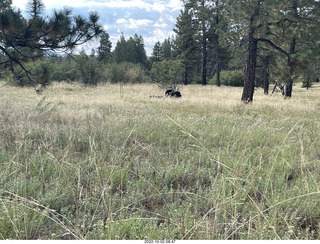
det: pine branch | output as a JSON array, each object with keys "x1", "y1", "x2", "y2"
[{"x1": 257, "y1": 38, "x2": 290, "y2": 58}]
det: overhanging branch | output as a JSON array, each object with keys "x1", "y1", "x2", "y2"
[{"x1": 257, "y1": 38, "x2": 290, "y2": 58}]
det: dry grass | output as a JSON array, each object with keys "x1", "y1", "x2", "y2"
[
  {"x1": 2, "y1": 82, "x2": 320, "y2": 114},
  {"x1": 1, "y1": 81, "x2": 320, "y2": 240}
]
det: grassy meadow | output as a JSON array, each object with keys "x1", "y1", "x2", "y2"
[{"x1": 1, "y1": 81, "x2": 320, "y2": 240}]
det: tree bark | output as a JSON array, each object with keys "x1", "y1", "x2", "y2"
[
  {"x1": 215, "y1": 2, "x2": 221, "y2": 87},
  {"x1": 241, "y1": 1, "x2": 262, "y2": 103},
  {"x1": 285, "y1": 38, "x2": 296, "y2": 98},
  {"x1": 202, "y1": 24, "x2": 207, "y2": 86},
  {"x1": 241, "y1": 27, "x2": 258, "y2": 103},
  {"x1": 183, "y1": 62, "x2": 188, "y2": 85},
  {"x1": 262, "y1": 55, "x2": 270, "y2": 95}
]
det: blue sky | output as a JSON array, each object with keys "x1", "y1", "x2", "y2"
[{"x1": 12, "y1": 0, "x2": 183, "y2": 56}]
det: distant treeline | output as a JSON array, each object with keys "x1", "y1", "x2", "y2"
[{"x1": 3, "y1": 32, "x2": 244, "y2": 90}]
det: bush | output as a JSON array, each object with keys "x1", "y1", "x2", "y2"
[
  {"x1": 104, "y1": 62, "x2": 150, "y2": 84},
  {"x1": 9, "y1": 59, "x2": 52, "y2": 87},
  {"x1": 51, "y1": 62, "x2": 78, "y2": 82},
  {"x1": 209, "y1": 69, "x2": 243, "y2": 87},
  {"x1": 75, "y1": 51, "x2": 104, "y2": 86},
  {"x1": 151, "y1": 59, "x2": 184, "y2": 90},
  {"x1": 189, "y1": 76, "x2": 202, "y2": 84}
]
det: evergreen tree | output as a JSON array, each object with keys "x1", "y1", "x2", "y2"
[
  {"x1": 151, "y1": 59, "x2": 184, "y2": 90},
  {"x1": 97, "y1": 31, "x2": 112, "y2": 63},
  {"x1": 269, "y1": 0, "x2": 320, "y2": 98},
  {"x1": 160, "y1": 38, "x2": 173, "y2": 60},
  {"x1": 0, "y1": 0, "x2": 102, "y2": 89},
  {"x1": 195, "y1": 0, "x2": 212, "y2": 85},
  {"x1": 112, "y1": 34, "x2": 127, "y2": 63},
  {"x1": 210, "y1": 0, "x2": 229, "y2": 87},
  {"x1": 112, "y1": 34, "x2": 147, "y2": 67},
  {"x1": 133, "y1": 34, "x2": 148, "y2": 66},
  {"x1": 151, "y1": 41, "x2": 161, "y2": 63},
  {"x1": 75, "y1": 49, "x2": 102, "y2": 86},
  {"x1": 173, "y1": 4, "x2": 199, "y2": 85},
  {"x1": 151, "y1": 38, "x2": 173, "y2": 64},
  {"x1": 174, "y1": 0, "x2": 229, "y2": 86},
  {"x1": 228, "y1": 0, "x2": 320, "y2": 102}
]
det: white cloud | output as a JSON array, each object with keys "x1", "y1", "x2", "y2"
[
  {"x1": 12, "y1": 0, "x2": 183, "y2": 13},
  {"x1": 115, "y1": 18, "x2": 154, "y2": 32},
  {"x1": 154, "y1": 22, "x2": 168, "y2": 28},
  {"x1": 168, "y1": 0, "x2": 183, "y2": 12},
  {"x1": 116, "y1": 18, "x2": 127, "y2": 24}
]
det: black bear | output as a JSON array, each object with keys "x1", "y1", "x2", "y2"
[{"x1": 165, "y1": 89, "x2": 182, "y2": 98}]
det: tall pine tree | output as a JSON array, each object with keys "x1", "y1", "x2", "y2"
[
  {"x1": 173, "y1": 3, "x2": 199, "y2": 85},
  {"x1": 97, "y1": 31, "x2": 112, "y2": 63}
]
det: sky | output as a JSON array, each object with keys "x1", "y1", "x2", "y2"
[{"x1": 11, "y1": 0, "x2": 183, "y2": 56}]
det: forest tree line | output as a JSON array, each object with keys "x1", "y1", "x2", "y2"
[{"x1": 1, "y1": 0, "x2": 320, "y2": 101}]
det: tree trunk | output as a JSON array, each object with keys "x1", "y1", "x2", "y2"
[
  {"x1": 262, "y1": 55, "x2": 270, "y2": 95},
  {"x1": 306, "y1": 73, "x2": 310, "y2": 90},
  {"x1": 285, "y1": 1, "x2": 298, "y2": 98},
  {"x1": 241, "y1": 27, "x2": 258, "y2": 103},
  {"x1": 202, "y1": 25, "x2": 207, "y2": 86},
  {"x1": 285, "y1": 38, "x2": 296, "y2": 98},
  {"x1": 183, "y1": 62, "x2": 188, "y2": 85},
  {"x1": 215, "y1": 3, "x2": 221, "y2": 87},
  {"x1": 241, "y1": 1, "x2": 262, "y2": 103},
  {"x1": 216, "y1": 60, "x2": 221, "y2": 87}
]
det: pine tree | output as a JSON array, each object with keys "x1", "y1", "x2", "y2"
[
  {"x1": 133, "y1": 34, "x2": 147, "y2": 66},
  {"x1": 228, "y1": 0, "x2": 320, "y2": 102},
  {"x1": 0, "y1": 0, "x2": 102, "y2": 89},
  {"x1": 210, "y1": 0, "x2": 229, "y2": 87},
  {"x1": 75, "y1": 49, "x2": 102, "y2": 86},
  {"x1": 151, "y1": 41, "x2": 161, "y2": 63},
  {"x1": 112, "y1": 34, "x2": 127, "y2": 63},
  {"x1": 151, "y1": 38, "x2": 173, "y2": 64},
  {"x1": 160, "y1": 38, "x2": 173, "y2": 60},
  {"x1": 97, "y1": 31, "x2": 112, "y2": 63},
  {"x1": 271, "y1": 0, "x2": 320, "y2": 98},
  {"x1": 112, "y1": 34, "x2": 147, "y2": 67},
  {"x1": 173, "y1": 4, "x2": 199, "y2": 85}
]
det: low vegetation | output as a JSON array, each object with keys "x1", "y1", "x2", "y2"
[{"x1": 1, "y1": 82, "x2": 320, "y2": 240}]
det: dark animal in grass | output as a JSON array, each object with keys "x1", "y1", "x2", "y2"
[{"x1": 165, "y1": 89, "x2": 182, "y2": 98}]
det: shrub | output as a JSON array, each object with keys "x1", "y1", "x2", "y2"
[
  {"x1": 151, "y1": 59, "x2": 184, "y2": 90},
  {"x1": 74, "y1": 50, "x2": 103, "y2": 86},
  {"x1": 104, "y1": 62, "x2": 150, "y2": 84},
  {"x1": 51, "y1": 62, "x2": 78, "y2": 82},
  {"x1": 189, "y1": 76, "x2": 202, "y2": 84},
  {"x1": 9, "y1": 59, "x2": 52, "y2": 87},
  {"x1": 209, "y1": 69, "x2": 243, "y2": 87}
]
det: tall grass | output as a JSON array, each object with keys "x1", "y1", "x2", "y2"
[{"x1": 1, "y1": 82, "x2": 320, "y2": 239}]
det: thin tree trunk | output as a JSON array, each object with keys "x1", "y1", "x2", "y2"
[
  {"x1": 183, "y1": 62, "x2": 188, "y2": 85},
  {"x1": 202, "y1": 25, "x2": 207, "y2": 86},
  {"x1": 216, "y1": 37, "x2": 221, "y2": 87},
  {"x1": 216, "y1": 59, "x2": 221, "y2": 87},
  {"x1": 306, "y1": 72, "x2": 310, "y2": 89},
  {"x1": 263, "y1": 55, "x2": 270, "y2": 95},
  {"x1": 215, "y1": 1, "x2": 221, "y2": 87}
]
